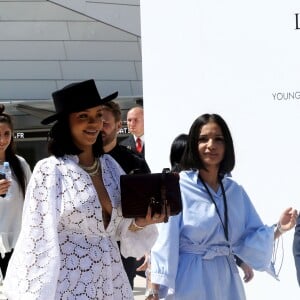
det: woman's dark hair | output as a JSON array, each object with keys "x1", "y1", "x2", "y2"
[
  {"x1": 181, "y1": 113, "x2": 235, "y2": 175},
  {"x1": 47, "y1": 113, "x2": 104, "y2": 157},
  {"x1": 0, "y1": 104, "x2": 27, "y2": 197},
  {"x1": 169, "y1": 133, "x2": 188, "y2": 172}
]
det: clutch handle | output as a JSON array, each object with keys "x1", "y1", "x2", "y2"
[{"x1": 161, "y1": 168, "x2": 170, "y2": 222}]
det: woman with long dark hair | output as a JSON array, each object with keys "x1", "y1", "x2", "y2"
[{"x1": 0, "y1": 104, "x2": 31, "y2": 281}]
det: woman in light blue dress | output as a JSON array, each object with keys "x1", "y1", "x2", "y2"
[{"x1": 149, "y1": 113, "x2": 298, "y2": 300}]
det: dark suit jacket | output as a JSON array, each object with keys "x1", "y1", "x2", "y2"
[
  {"x1": 108, "y1": 144, "x2": 150, "y2": 174},
  {"x1": 293, "y1": 215, "x2": 300, "y2": 286},
  {"x1": 119, "y1": 135, "x2": 145, "y2": 157}
]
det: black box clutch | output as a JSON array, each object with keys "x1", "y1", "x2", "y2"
[{"x1": 120, "y1": 171, "x2": 182, "y2": 218}]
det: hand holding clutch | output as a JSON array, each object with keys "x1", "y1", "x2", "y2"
[{"x1": 120, "y1": 171, "x2": 182, "y2": 219}]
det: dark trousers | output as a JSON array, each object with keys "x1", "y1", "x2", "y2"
[
  {"x1": 135, "y1": 256, "x2": 146, "y2": 278},
  {"x1": 118, "y1": 241, "x2": 136, "y2": 289},
  {"x1": 0, "y1": 250, "x2": 13, "y2": 279},
  {"x1": 121, "y1": 255, "x2": 136, "y2": 289}
]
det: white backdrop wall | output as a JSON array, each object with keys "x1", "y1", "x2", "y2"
[{"x1": 140, "y1": 1, "x2": 300, "y2": 299}]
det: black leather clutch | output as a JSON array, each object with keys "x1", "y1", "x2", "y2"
[{"x1": 120, "y1": 171, "x2": 182, "y2": 218}]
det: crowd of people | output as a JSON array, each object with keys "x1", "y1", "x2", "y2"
[{"x1": 0, "y1": 79, "x2": 299, "y2": 300}]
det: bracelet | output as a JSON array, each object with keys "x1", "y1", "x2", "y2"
[
  {"x1": 145, "y1": 288, "x2": 159, "y2": 298},
  {"x1": 128, "y1": 220, "x2": 145, "y2": 232},
  {"x1": 276, "y1": 222, "x2": 288, "y2": 234}
]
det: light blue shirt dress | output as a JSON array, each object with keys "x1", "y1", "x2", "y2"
[{"x1": 151, "y1": 170, "x2": 276, "y2": 300}]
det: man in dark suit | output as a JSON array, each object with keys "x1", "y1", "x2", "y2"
[
  {"x1": 120, "y1": 106, "x2": 145, "y2": 157},
  {"x1": 101, "y1": 101, "x2": 150, "y2": 289},
  {"x1": 293, "y1": 214, "x2": 300, "y2": 286}
]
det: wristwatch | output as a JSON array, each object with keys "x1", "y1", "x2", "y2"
[
  {"x1": 145, "y1": 288, "x2": 159, "y2": 298},
  {"x1": 276, "y1": 222, "x2": 288, "y2": 234}
]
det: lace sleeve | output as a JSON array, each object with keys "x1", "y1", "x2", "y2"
[
  {"x1": 117, "y1": 216, "x2": 158, "y2": 259},
  {"x1": 3, "y1": 158, "x2": 61, "y2": 300}
]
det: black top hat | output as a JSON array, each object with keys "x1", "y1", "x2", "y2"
[{"x1": 41, "y1": 79, "x2": 118, "y2": 125}]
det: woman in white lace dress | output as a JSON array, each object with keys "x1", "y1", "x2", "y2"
[{"x1": 3, "y1": 79, "x2": 162, "y2": 300}]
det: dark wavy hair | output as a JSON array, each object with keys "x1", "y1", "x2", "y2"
[
  {"x1": 181, "y1": 113, "x2": 235, "y2": 175},
  {"x1": 0, "y1": 104, "x2": 28, "y2": 197},
  {"x1": 169, "y1": 133, "x2": 188, "y2": 172},
  {"x1": 47, "y1": 113, "x2": 104, "y2": 157}
]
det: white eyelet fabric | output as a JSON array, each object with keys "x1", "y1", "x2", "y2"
[{"x1": 3, "y1": 154, "x2": 158, "y2": 300}]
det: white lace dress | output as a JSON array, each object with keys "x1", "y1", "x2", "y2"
[{"x1": 3, "y1": 154, "x2": 158, "y2": 300}]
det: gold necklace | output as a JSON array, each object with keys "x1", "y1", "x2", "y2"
[{"x1": 79, "y1": 158, "x2": 100, "y2": 176}]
